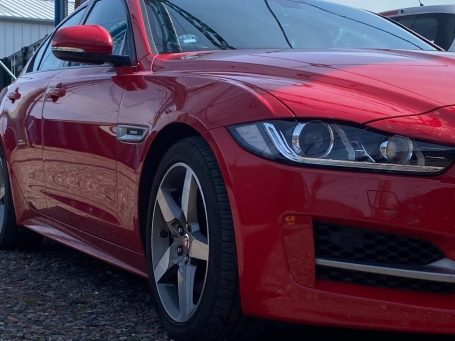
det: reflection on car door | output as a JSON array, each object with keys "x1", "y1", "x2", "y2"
[
  {"x1": 42, "y1": 66, "x2": 123, "y2": 243},
  {"x1": 1, "y1": 70, "x2": 54, "y2": 215},
  {"x1": 42, "y1": 0, "x2": 138, "y2": 249}
]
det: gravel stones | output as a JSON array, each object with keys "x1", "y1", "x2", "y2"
[{"x1": 0, "y1": 240, "x2": 169, "y2": 341}]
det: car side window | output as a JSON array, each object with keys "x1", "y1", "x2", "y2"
[
  {"x1": 394, "y1": 13, "x2": 455, "y2": 51},
  {"x1": 38, "y1": 8, "x2": 88, "y2": 72},
  {"x1": 393, "y1": 15, "x2": 417, "y2": 29},
  {"x1": 412, "y1": 15, "x2": 440, "y2": 43},
  {"x1": 84, "y1": 0, "x2": 132, "y2": 56},
  {"x1": 26, "y1": 37, "x2": 50, "y2": 73}
]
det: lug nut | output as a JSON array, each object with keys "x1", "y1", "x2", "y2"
[
  {"x1": 160, "y1": 230, "x2": 169, "y2": 238},
  {"x1": 177, "y1": 246, "x2": 184, "y2": 256},
  {"x1": 178, "y1": 227, "x2": 184, "y2": 235}
]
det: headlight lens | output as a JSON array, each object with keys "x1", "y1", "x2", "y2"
[{"x1": 229, "y1": 120, "x2": 455, "y2": 175}]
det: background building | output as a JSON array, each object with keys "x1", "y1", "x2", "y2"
[
  {"x1": 0, "y1": 0, "x2": 75, "y2": 59},
  {"x1": 0, "y1": 0, "x2": 75, "y2": 87}
]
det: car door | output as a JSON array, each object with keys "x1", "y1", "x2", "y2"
[
  {"x1": 0, "y1": 6, "x2": 88, "y2": 217},
  {"x1": 0, "y1": 61, "x2": 53, "y2": 216},
  {"x1": 42, "y1": 0, "x2": 136, "y2": 248}
]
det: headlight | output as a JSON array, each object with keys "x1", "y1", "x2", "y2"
[{"x1": 229, "y1": 120, "x2": 455, "y2": 175}]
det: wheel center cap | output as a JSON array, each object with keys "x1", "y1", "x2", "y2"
[{"x1": 183, "y1": 233, "x2": 191, "y2": 252}]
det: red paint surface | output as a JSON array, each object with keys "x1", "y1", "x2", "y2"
[
  {"x1": 52, "y1": 25, "x2": 114, "y2": 54},
  {"x1": 207, "y1": 127, "x2": 455, "y2": 332},
  {"x1": 0, "y1": 0, "x2": 455, "y2": 333}
]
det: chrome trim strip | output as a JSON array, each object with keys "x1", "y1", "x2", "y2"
[
  {"x1": 116, "y1": 125, "x2": 149, "y2": 143},
  {"x1": 316, "y1": 258, "x2": 455, "y2": 284},
  {"x1": 52, "y1": 46, "x2": 85, "y2": 53}
]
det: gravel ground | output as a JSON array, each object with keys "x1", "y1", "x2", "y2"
[
  {"x1": 0, "y1": 240, "x2": 168, "y2": 341},
  {"x1": 0, "y1": 239, "x2": 452, "y2": 340}
]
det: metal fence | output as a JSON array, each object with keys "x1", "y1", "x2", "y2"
[
  {"x1": 0, "y1": 0, "x2": 86, "y2": 90},
  {"x1": 0, "y1": 38, "x2": 45, "y2": 89},
  {"x1": 0, "y1": 59, "x2": 13, "y2": 90}
]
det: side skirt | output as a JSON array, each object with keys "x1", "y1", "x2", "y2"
[{"x1": 22, "y1": 216, "x2": 149, "y2": 278}]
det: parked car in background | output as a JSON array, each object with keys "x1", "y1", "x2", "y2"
[
  {"x1": 1, "y1": 0, "x2": 455, "y2": 340},
  {"x1": 382, "y1": 5, "x2": 455, "y2": 51}
]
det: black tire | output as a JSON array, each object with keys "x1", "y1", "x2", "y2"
[
  {"x1": 0, "y1": 148, "x2": 42, "y2": 250},
  {"x1": 146, "y1": 137, "x2": 263, "y2": 341}
]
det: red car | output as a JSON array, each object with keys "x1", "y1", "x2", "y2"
[{"x1": 1, "y1": 0, "x2": 455, "y2": 339}]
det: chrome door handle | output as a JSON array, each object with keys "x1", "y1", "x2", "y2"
[
  {"x1": 46, "y1": 83, "x2": 67, "y2": 102},
  {"x1": 7, "y1": 88, "x2": 21, "y2": 103}
]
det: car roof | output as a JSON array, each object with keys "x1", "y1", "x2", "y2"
[{"x1": 381, "y1": 5, "x2": 455, "y2": 17}]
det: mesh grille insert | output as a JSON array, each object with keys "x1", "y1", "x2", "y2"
[
  {"x1": 314, "y1": 222, "x2": 453, "y2": 294},
  {"x1": 315, "y1": 222, "x2": 445, "y2": 267}
]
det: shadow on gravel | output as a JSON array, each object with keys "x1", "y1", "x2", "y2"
[{"x1": 0, "y1": 239, "x2": 452, "y2": 340}]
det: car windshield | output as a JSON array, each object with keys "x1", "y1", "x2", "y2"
[{"x1": 144, "y1": 0, "x2": 437, "y2": 53}]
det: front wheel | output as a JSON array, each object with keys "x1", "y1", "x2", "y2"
[{"x1": 146, "y1": 137, "x2": 262, "y2": 341}]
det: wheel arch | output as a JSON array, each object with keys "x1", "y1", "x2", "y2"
[{"x1": 138, "y1": 122, "x2": 203, "y2": 248}]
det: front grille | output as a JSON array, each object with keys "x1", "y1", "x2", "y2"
[
  {"x1": 315, "y1": 223, "x2": 445, "y2": 267},
  {"x1": 317, "y1": 266, "x2": 455, "y2": 294},
  {"x1": 314, "y1": 222, "x2": 453, "y2": 294}
]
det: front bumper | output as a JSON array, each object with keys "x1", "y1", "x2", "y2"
[{"x1": 207, "y1": 127, "x2": 455, "y2": 334}]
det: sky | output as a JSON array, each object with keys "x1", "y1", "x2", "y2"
[{"x1": 329, "y1": 0, "x2": 455, "y2": 12}]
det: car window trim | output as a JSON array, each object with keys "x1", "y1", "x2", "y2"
[
  {"x1": 24, "y1": 35, "x2": 50, "y2": 74},
  {"x1": 141, "y1": 0, "x2": 159, "y2": 54}
]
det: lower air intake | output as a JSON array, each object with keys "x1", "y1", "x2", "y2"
[{"x1": 314, "y1": 222, "x2": 454, "y2": 294}]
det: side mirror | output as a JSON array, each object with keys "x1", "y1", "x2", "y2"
[{"x1": 52, "y1": 25, "x2": 131, "y2": 66}]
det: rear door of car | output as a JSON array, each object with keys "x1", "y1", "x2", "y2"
[
  {"x1": 0, "y1": 6, "x2": 88, "y2": 217},
  {"x1": 42, "y1": 0, "x2": 138, "y2": 249}
]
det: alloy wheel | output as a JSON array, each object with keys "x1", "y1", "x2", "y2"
[{"x1": 151, "y1": 163, "x2": 210, "y2": 322}]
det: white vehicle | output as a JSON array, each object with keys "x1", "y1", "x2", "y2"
[{"x1": 382, "y1": 5, "x2": 455, "y2": 51}]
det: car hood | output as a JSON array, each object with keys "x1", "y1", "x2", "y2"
[{"x1": 153, "y1": 49, "x2": 455, "y2": 124}]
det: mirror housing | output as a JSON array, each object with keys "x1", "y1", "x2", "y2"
[{"x1": 52, "y1": 25, "x2": 131, "y2": 66}]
